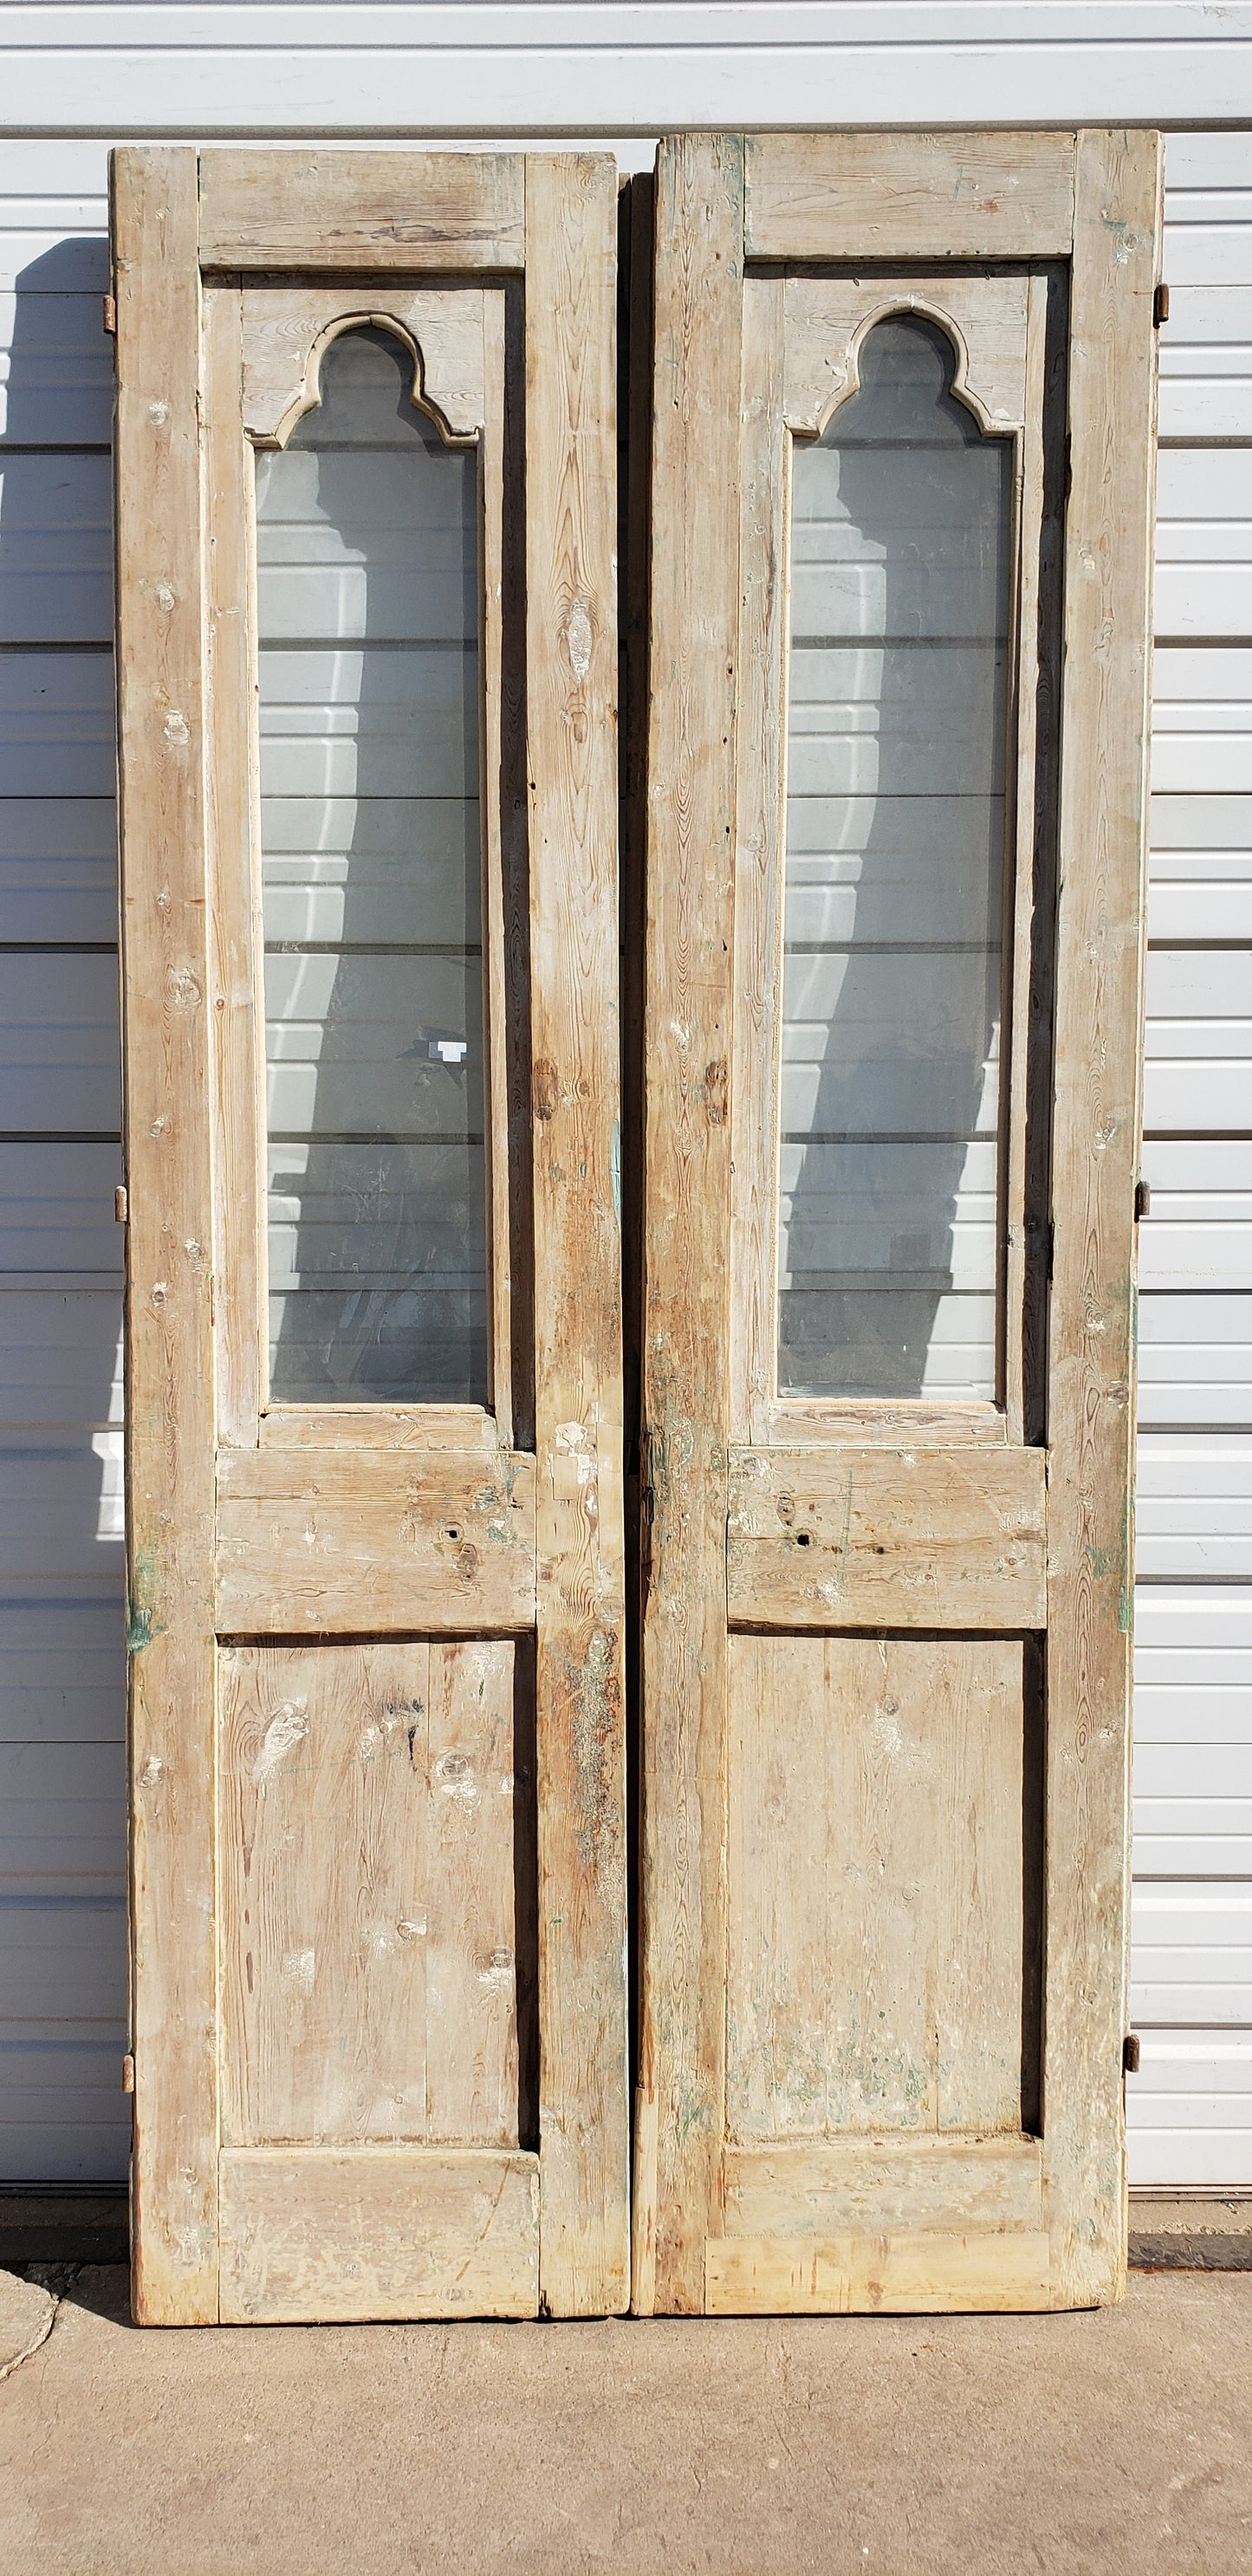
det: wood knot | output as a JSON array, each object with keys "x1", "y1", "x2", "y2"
[{"x1": 534, "y1": 1057, "x2": 560, "y2": 1122}]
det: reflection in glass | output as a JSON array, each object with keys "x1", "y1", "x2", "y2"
[
  {"x1": 778, "y1": 315, "x2": 1011, "y2": 1400},
  {"x1": 256, "y1": 327, "x2": 487, "y2": 1403}
]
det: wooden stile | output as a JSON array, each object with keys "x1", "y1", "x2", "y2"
[
  {"x1": 633, "y1": 132, "x2": 746, "y2": 2317},
  {"x1": 114, "y1": 147, "x2": 219, "y2": 2326},
  {"x1": 1042, "y1": 127, "x2": 1163, "y2": 2309},
  {"x1": 525, "y1": 152, "x2": 630, "y2": 2317}
]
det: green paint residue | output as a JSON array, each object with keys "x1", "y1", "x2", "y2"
[
  {"x1": 126, "y1": 1601, "x2": 159, "y2": 1654},
  {"x1": 126, "y1": 1548, "x2": 163, "y2": 1656}
]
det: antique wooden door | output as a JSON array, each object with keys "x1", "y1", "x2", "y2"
[
  {"x1": 113, "y1": 148, "x2": 626, "y2": 2323},
  {"x1": 635, "y1": 130, "x2": 1163, "y2": 2313}
]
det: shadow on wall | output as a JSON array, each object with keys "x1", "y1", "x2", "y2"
[
  {"x1": 780, "y1": 315, "x2": 1009, "y2": 1406},
  {"x1": 0, "y1": 237, "x2": 128, "y2": 2183}
]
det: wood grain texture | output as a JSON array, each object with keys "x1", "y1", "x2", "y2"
[
  {"x1": 242, "y1": 288, "x2": 487, "y2": 448},
  {"x1": 726, "y1": 1635, "x2": 1034, "y2": 2140},
  {"x1": 524, "y1": 155, "x2": 629, "y2": 2317},
  {"x1": 744, "y1": 132, "x2": 1076, "y2": 263},
  {"x1": 198, "y1": 150, "x2": 526, "y2": 271},
  {"x1": 1042, "y1": 128, "x2": 1162, "y2": 2310},
  {"x1": 729, "y1": 274, "x2": 786, "y2": 1449},
  {"x1": 218, "y1": 1639, "x2": 522, "y2": 2151},
  {"x1": 724, "y1": 2137, "x2": 1043, "y2": 2237},
  {"x1": 634, "y1": 133, "x2": 744, "y2": 2315},
  {"x1": 203, "y1": 284, "x2": 266, "y2": 1450},
  {"x1": 112, "y1": 146, "x2": 218, "y2": 2326},
  {"x1": 218, "y1": 2146, "x2": 539, "y2": 2323},
  {"x1": 215, "y1": 1448, "x2": 536, "y2": 1633},
  {"x1": 257, "y1": 1405, "x2": 504, "y2": 1451},
  {"x1": 704, "y1": 2229, "x2": 1052, "y2": 2314},
  {"x1": 727, "y1": 1447, "x2": 1047, "y2": 1629}
]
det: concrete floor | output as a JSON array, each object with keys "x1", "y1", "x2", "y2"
[{"x1": 3, "y1": 2266, "x2": 1252, "y2": 2575}]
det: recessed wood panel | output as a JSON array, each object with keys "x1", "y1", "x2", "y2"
[
  {"x1": 724, "y1": 2135, "x2": 1043, "y2": 2237},
  {"x1": 727, "y1": 1446, "x2": 1047, "y2": 1628},
  {"x1": 726, "y1": 1633, "x2": 1041, "y2": 2141},
  {"x1": 218, "y1": 1638, "x2": 531, "y2": 2149},
  {"x1": 218, "y1": 2145, "x2": 539, "y2": 2323}
]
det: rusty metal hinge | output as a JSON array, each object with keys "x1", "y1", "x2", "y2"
[
  {"x1": 121, "y1": 2053, "x2": 135, "y2": 2093},
  {"x1": 1135, "y1": 1178, "x2": 1151, "y2": 1223},
  {"x1": 114, "y1": 1184, "x2": 128, "y2": 1224},
  {"x1": 1153, "y1": 282, "x2": 1171, "y2": 329},
  {"x1": 1123, "y1": 2034, "x2": 1141, "y2": 2075},
  {"x1": 101, "y1": 293, "x2": 117, "y2": 336}
]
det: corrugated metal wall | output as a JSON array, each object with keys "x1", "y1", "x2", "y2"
[{"x1": 0, "y1": 13, "x2": 1249, "y2": 2186}]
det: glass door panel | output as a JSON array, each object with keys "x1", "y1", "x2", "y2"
[
  {"x1": 255, "y1": 326, "x2": 488, "y2": 1405},
  {"x1": 778, "y1": 315, "x2": 1012, "y2": 1401}
]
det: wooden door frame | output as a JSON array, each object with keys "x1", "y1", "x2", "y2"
[
  {"x1": 634, "y1": 128, "x2": 1162, "y2": 2314},
  {"x1": 113, "y1": 145, "x2": 628, "y2": 2322}
]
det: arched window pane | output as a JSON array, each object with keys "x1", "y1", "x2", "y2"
[
  {"x1": 778, "y1": 315, "x2": 1011, "y2": 1401},
  {"x1": 255, "y1": 326, "x2": 487, "y2": 1404}
]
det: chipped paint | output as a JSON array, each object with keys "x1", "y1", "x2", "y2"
[
  {"x1": 281, "y1": 1947, "x2": 315, "y2": 1995},
  {"x1": 252, "y1": 1698, "x2": 308, "y2": 1787},
  {"x1": 563, "y1": 1622, "x2": 621, "y2": 1873}
]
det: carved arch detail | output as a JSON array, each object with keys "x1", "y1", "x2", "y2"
[
  {"x1": 240, "y1": 285, "x2": 489, "y2": 449},
  {"x1": 782, "y1": 273, "x2": 1030, "y2": 441}
]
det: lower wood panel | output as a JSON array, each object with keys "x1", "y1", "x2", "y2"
[
  {"x1": 727, "y1": 1633, "x2": 1041, "y2": 2141},
  {"x1": 724, "y1": 2136, "x2": 1044, "y2": 2235},
  {"x1": 218, "y1": 2145, "x2": 540, "y2": 2323},
  {"x1": 728, "y1": 1446, "x2": 1047, "y2": 1628},
  {"x1": 218, "y1": 1638, "x2": 534, "y2": 2152},
  {"x1": 704, "y1": 2229, "x2": 1052, "y2": 2314}
]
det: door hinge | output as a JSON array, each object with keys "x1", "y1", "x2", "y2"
[
  {"x1": 121, "y1": 2052, "x2": 135, "y2": 2093},
  {"x1": 1135, "y1": 1178, "x2": 1151, "y2": 1223},
  {"x1": 101, "y1": 292, "x2": 117, "y2": 336},
  {"x1": 1122, "y1": 2033, "x2": 1141, "y2": 2075},
  {"x1": 1046, "y1": 1218, "x2": 1055, "y2": 1284},
  {"x1": 1153, "y1": 282, "x2": 1171, "y2": 329},
  {"x1": 1062, "y1": 433, "x2": 1073, "y2": 502},
  {"x1": 114, "y1": 1184, "x2": 128, "y2": 1224}
]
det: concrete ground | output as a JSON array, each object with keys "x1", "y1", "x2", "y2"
[{"x1": 3, "y1": 2268, "x2": 1252, "y2": 2574}]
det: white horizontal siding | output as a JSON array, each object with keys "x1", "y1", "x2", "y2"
[
  {"x1": 1129, "y1": 2035, "x2": 1252, "y2": 2190},
  {"x1": 0, "y1": 1595, "x2": 122, "y2": 1745},
  {"x1": 0, "y1": 8, "x2": 1249, "y2": 131},
  {"x1": 0, "y1": 135, "x2": 121, "y2": 2181},
  {"x1": 0, "y1": 96, "x2": 1249, "y2": 2190},
  {"x1": 1128, "y1": 138, "x2": 1252, "y2": 2187}
]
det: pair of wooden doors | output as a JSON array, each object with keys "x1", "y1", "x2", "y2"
[{"x1": 113, "y1": 132, "x2": 1161, "y2": 2323}]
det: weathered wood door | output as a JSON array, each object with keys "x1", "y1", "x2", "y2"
[
  {"x1": 113, "y1": 147, "x2": 626, "y2": 2323},
  {"x1": 635, "y1": 130, "x2": 1163, "y2": 2313}
]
